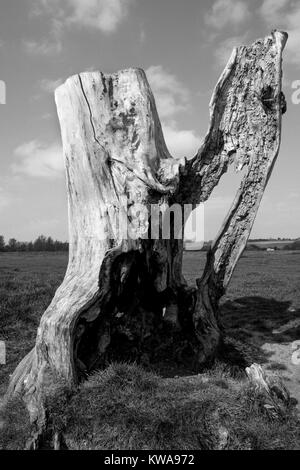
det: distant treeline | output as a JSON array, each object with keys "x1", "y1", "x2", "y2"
[
  {"x1": 247, "y1": 241, "x2": 300, "y2": 251},
  {"x1": 0, "y1": 235, "x2": 69, "y2": 252},
  {"x1": 1, "y1": 235, "x2": 300, "y2": 253},
  {"x1": 248, "y1": 237, "x2": 295, "y2": 242},
  {"x1": 186, "y1": 239, "x2": 300, "y2": 252}
]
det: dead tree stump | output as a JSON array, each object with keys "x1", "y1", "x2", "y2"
[{"x1": 6, "y1": 31, "x2": 287, "y2": 439}]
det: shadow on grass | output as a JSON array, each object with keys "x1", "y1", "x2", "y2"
[{"x1": 220, "y1": 296, "x2": 300, "y2": 367}]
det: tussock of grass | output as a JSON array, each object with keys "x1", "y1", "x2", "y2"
[
  {"x1": 0, "y1": 362, "x2": 299, "y2": 450},
  {"x1": 0, "y1": 395, "x2": 31, "y2": 450},
  {"x1": 45, "y1": 363, "x2": 300, "y2": 450}
]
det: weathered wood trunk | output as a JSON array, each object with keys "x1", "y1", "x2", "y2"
[
  {"x1": 246, "y1": 363, "x2": 291, "y2": 418},
  {"x1": 6, "y1": 31, "x2": 287, "y2": 442}
]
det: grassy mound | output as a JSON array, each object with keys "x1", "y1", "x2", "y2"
[
  {"x1": 1, "y1": 362, "x2": 299, "y2": 450},
  {"x1": 0, "y1": 395, "x2": 31, "y2": 450}
]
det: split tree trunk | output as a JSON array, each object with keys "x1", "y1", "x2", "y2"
[{"x1": 6, "y1": 31, "x2": 287, "y2": 438}]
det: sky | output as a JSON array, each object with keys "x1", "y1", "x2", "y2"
[{"x1": 0, "y1": 0, "x2": 299, "y2": 242}]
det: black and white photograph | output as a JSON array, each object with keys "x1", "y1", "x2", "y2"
[{"x1": 0, "y1": 0, "x2": 300, "y2": 455}]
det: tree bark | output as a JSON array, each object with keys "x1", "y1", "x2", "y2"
[
  {"x1": 5, "y1": 31, "x2": 287, "y2": 442},
  {"x1": 246, "y1": 363, "x2": 290, "y2": 418}
]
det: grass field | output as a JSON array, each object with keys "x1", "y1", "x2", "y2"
[
  {"x1": 184, "y1": 250, "x2": 300, "y2": 407},
  {"x1": 0, "y1": 252, "x2": 68, "y2": 396},
  {"x1": 1, "y1": 250, "x2": 300, "y2": 402},
  {"x1": 0, "y1": 250, "x2": 300, "y2": 449}
]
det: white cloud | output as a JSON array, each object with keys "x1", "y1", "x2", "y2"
[
  {"x1": 146, "y1": 65, "x2": 190, "y2": 119},
  {"x1": 23, "y1": 38, "x2": 62, "y2": 56},
  {"x1": 284, "y1": 6, "x2": 300, "y2": 66},
  {"x1": 287, "y1": 191, "x2": 300, "y2": 200},
  {"x1": 259, "y1": 0, "x2": 290, "y2": 25},
  {"x1": 12, "y1": 140, "x2": 64, "y2": 178},
  {"x1": 140, "y1": 27, "x2": 146, "y2": 44},
  {"x1": 145, "y1": 66, "x2": 199, "y2": 158},
  {"x1": 39, "y1": 78, "x2": 64, "y2": 93},
  {"x1": 162, "y1": 122, "x2": 200, "y2": 159},
  {"x1": 214, "y1": 34, "x2": 248, "y2": 66},
  {"x1": 33, "y1": 0, "x2": 134, "y2": 33},
  {"x1": 67, "y1": 0, "x2": 134, "y2": 32},
  {"x1": 205, "y1": 0, "x2": 250, "y2": 30},
  {"x1": 41, "y1": 113, "x2": 53, "y2": 120},
  {"x1": 24, "y1": 16, "x2": 63, "y2": 55},
  {"x1": 286, "y1": 30, "x2": 300, "y2": 65},
  {"x1": 260, "y1": 0, "x2": 300, "y2": 66}
]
